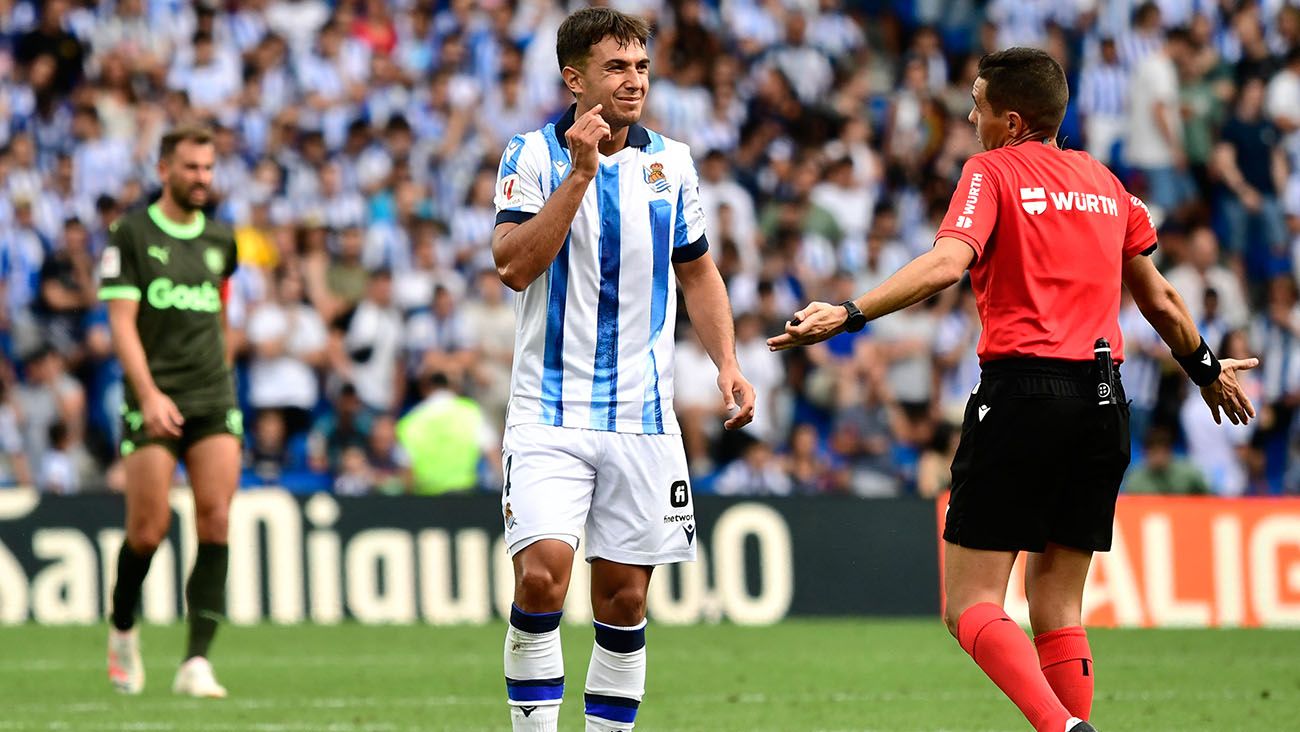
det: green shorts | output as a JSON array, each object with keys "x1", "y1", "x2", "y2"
[{"x1": 120, "y1": 406, "x2": 244, "y2": 459}]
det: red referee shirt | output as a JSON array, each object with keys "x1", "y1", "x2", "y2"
[{"x1": 935, "y1": 142, "x2": 1158, "y2": 363}]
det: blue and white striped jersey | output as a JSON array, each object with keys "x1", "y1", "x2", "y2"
[{"x1": 494, "y1": 105, "x2": 710, "y2": 435}]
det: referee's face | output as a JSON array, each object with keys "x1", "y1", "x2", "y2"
[
  {"x1": 968, "y1": 78, "x2": 1012, "y2": 151},
  {"x1": 572, "y1": 36, "x2": 650, "y2": 128}
]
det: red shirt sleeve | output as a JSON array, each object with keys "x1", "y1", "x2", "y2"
[
  {"x1": 936, "y1": 156, "x2": 999, "y2": 261},
  {"x1": 1123, "y1": 191, "x2": 1159, "y2": 259}
]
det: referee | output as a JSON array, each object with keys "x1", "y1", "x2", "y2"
[{"x1": 769, "y1": 48, "x2": 1257, "y2": 732}]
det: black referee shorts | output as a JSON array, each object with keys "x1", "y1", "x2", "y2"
[{"x1": 944, "y1": 358, "x2": 1131, "y2": 553}]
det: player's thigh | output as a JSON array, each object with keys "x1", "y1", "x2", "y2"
[
  {"x1": 184, "y1": 427, "x2": 242, "y2": 541},
  {"x1": 1025, "y1": 543, "x2": 1093, "y2": 635},
  {"x1": 122, "y1": 444, "x2": 180, "y2": 551},
  {"x1": 587, "y1": 432, "x2": 695, "y2": 566},
  {"x1": 942, "y1": 541, "x2": 1018, "y2": 635},
  {"x1": 501, "y1": 424, "x2": 598, "y2": 557}
]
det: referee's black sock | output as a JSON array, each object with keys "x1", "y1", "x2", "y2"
[
  {"x1": 111, "y1": 542, "x2": 155, "y2": 631},
  {"x1": 184, "y1": 543, "x2": 229, "y2": 660}
]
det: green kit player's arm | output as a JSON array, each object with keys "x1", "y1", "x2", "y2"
[{"x1": 99, "y1": 224, "x2": 185, "y2": 439}]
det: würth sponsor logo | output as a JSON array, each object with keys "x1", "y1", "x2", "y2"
[
  {"x1": 1020, "y1": 187, "x2": 1047, "y2": 215},
  {"x1": 961, "y1": 172, "x2": 984, "y2": 217},
  {"x1": 954, "y1": 216, "x2": 973, "y2": 229},
  {"x1": 1049, "y1": 191, "x2": 1120, "y2": 216}
]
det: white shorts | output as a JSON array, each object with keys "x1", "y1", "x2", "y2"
[{"x1": 501, "y1": 423, "x2": 697, "y2": 566}]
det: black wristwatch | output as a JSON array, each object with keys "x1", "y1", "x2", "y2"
[{"x1": 840, "y1": 300, "x2": 867, "y2": 332}]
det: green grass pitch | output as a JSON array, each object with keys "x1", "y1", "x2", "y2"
[{"x1": 0, "y1": 621, "x2": 1294, "y2": 731}]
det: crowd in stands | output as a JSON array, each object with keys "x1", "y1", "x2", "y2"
[{"x1": 2, "y1": 0, "x2": 1299, "y2": 497}]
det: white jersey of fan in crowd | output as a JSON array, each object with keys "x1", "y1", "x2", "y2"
[{"x1": 493, "y1": 105, "x2": 710, "y2": 436}]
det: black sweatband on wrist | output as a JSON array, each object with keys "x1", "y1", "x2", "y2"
[{"x1": 1174, "y1": 337, "x2": 1222, "y2": 387}]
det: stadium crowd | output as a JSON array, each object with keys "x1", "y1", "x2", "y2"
[{"x1": 1, "y1": 0, "x2": 1299, "y2": 497}]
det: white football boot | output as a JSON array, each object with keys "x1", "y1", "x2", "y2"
[
  {"x1": 172, "y1": 656, "x2": 228, "y2": 698},
  {"x1": 107, "y1": 627, "x2": 145, "y2": 694}
]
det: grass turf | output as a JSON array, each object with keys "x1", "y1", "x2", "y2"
[{"x1": 0, "y1": 620, "x2": 1294, "y2": 731}]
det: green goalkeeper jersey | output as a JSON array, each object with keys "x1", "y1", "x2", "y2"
[{"x1": 98, "y1": 203, "x2": 238, "y2": 414}]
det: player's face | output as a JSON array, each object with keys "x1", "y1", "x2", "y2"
[
  {"x1": 574, "y1": 36, "x2": 650, "y2": 127},
  {"x1": 967, "y1": 78, "x2": 1012, "y2": 151},
  {"x1": 160, "y1": 140, "x2": 215, "y2": 212}
]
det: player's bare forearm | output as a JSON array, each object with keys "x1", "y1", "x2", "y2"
[
  {"x1": 675, "y1": 254, "x2": 737, "y2": 370},
  {"x1": 1122, "y1": 255, "x2": 1200, "y2": 356},
  {"x1": 106, "y1": 299, "x2": 161, "y2": 398},
  {"x1": 492, "y1": 172, "x2": 593, "y2": 291}
]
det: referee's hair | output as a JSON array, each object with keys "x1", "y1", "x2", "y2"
[
  {"x1": 556, "y1": 7, "x2": 651, "y2": 73},
  {"x1": 977, "y1": 48, "x2": 1069, "y2": 139},
  {"x1": 159, "y1": 125, "x2": 214, "y2": 161}
]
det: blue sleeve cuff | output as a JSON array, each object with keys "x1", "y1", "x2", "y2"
[
  {"x1": 495, "y1": 210, "x2": 535, "y2": 226},
  {"x1": 672, "y1": 235, "x2": 709, "y2": 263}
]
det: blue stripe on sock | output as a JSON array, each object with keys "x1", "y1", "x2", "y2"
[
  {"x1": 585, "y1": 694, "x2": 640, "y2": 724},
  {"x1": 590, "y1": 162, "x2": 622, "y2": 431},
  {"x1": 593, "y1": 620, "x2": 646, "y2": 653},
  {"x1": 643, "y1": 200, "x2": 671, "y2": 434},
  {"x1": 507, "y1": 676, "x2": 565, "y2": 702},
  {"x1": 510, "y1": 605, "x2": 562, "y2": 633}
]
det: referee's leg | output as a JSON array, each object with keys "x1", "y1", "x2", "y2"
[
  {"x1": 1027, "y1": 544, "x2": 1096, "y2": 721},
  {"x1": 943, "y1": 542, "x2": 1078, "y2": 732}
]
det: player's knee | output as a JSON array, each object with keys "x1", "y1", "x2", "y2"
[
  {"x1": 515, "y1": 566, "x2": 567, "y2": 611},
  {"x1": 595, "y1": 585, "x2": 647, "y2": 626},
  {"x1": 194, "y1": 506, "x2": 230, "y2": 543},
  {"x1": 942, "y1": 607, "x2": 962, "y2": 638},
  {"x1": 127, "y1": 521, "x2": 169, "y2": 555}
]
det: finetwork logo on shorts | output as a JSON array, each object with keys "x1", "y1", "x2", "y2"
[{"x1": 1020, "y1": 187, "x2": 1047, "y2": 215}]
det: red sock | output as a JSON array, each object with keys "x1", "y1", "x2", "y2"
[
  {"x1": 957, "y1": 603, "x2": 1073, "y2": 732},
  {"x1": 1034, "y1": 626, "x2": 1093, "y2": 721}
]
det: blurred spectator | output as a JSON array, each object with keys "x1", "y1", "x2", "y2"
[
  {"x1": 714, "y1": 437, "x2": 792, "y2": 497},
  {"x1": 366, "y1": 414, "x2": 410, "y2": 495},
  {"x1": 1165, "y1": 227, "x2": 1251, "y2": 328},
  {"x1": 36, "y1": 218, "x2": 96, "y2": 359},
  {"x1": 405, "y1": 284, "x2": 475, "y2": 389},
  {"x1": 1125, "y1": 426, "x2": 1210, "y2": 494},
  {"x1": 916, "y1": 421, "x2": 959, "y2": 499},
  {"x1": 1214, "y1": 78, "x2": 1289, "y2": 258},
  {"x1": 1125, "y1": 28, "x2": 1196, "y2": 217},
  {"x1": 15, "y1": 347, "x2": 85, "y2": 477},
  {"x1": 307, "y1": 382, "x2": 371, "y2": 475},
  {"x1": 0, "y1": 380, "x2": 32, "y2": 487},
  {"x1": 1079, "y1": 38, "x2": 1128, "y2": 166},
  {"x1": 462, "y1": 269, "x2": 515, "y2": 428},
  {"x1": 247, "y1": 269, "x2": 328, "y2": 430},
  {"x1": 329, "y1": 268, "x2": 404, "y2": 413},
  {"x1": 247, "y1": 409, "x2": 291, "y2": 485},
  {"x1": 37, "y1": 421, "x2": 80, "y2": 495},
  {"x1": 783, "y1": 423, "x2": 834, "y2": 495},
  {"x1": 396, "y1": 372, "x2": 495, "y2": 496}
]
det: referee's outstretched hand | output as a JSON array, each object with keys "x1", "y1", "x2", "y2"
[
  {"x1": 566, "y1": 104, "x2": 611, "y2": 179},
  {"x1": 1201, "y1": 357, "x2": 1261, "y2": 426},
  {"x1": 766, "y1": 301, "x2": 846, "y2": 352}
]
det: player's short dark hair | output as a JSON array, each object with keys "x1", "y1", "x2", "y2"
[
  {"x1": 159, "y1": 125, "x2": 214, "y2": 161},
  {"x1": 556, "y1": 7, "x2": 651, "y2": 73},
  {"x1": 977, "y1": 48, "x2": 1069, "y2": 137}
]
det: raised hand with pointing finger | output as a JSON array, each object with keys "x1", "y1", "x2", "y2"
[{"x1": 565, "y1": 104, "x2": 611, "y2": 180}]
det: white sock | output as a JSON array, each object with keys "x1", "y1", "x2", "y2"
[
  {"x1": 505, "y1": 605, "x2": 565, "y2": 732},
  {"x1": 584, "y1": 619, "x2": 647, "y2": 732}
]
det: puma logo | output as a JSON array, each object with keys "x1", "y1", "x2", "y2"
[{"x1": 148, "y1": 246, "x2": 170, "y2": 265}]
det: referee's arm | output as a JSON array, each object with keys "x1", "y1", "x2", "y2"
[
  {"x1": 1123, "y1": 255, "x2": 1259, "y2": 425},
  {"x1": 767, "y1": 237, "x2": 973, "y2": 351}
]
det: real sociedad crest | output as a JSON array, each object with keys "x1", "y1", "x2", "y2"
[{"x1": 644, "y1": 162, "x2": 670, "y2": 193}]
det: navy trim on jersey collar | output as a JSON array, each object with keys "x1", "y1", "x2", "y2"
[{"x1": 554, "y1": 104, "x2": 651, "y2": 150}]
